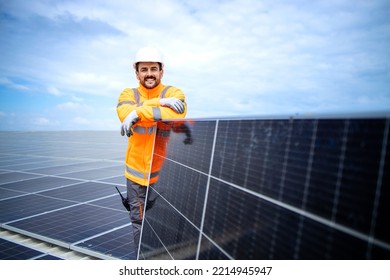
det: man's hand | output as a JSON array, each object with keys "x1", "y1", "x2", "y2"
[
  {"x1": 160, "y1": 98, "x2": 185, "y2": 114},
  {"x1": 121, "y1": 110, "x2": 139, "y2": 137}
]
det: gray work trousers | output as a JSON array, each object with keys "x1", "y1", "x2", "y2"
[{"x1": 126, "y1": 179, "x2": 157, "y2": 251}]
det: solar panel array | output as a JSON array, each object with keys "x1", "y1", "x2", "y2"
[
  {"x1": 0, "y1": 131, "x2": 136, "y2": 260},
  {"x1": 1, "y1": 114, "x2": 389, "y2": 260},
  {"x1": 139, "y1": 115, "x2": 390, "y2": 259}
]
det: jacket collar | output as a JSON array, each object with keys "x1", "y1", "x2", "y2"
[{"x1": 138, "y1": 83, "x2": 165, "y2": 99}]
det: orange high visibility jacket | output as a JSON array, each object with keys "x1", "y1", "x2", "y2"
[{"x1": 116, "y1": 83, "x2": 187, "y2": 186}]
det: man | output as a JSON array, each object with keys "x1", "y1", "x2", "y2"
[{"x1": 116, "y1": 47, "x2": 187, "y2": 253}]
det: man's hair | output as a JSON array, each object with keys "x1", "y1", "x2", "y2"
[{"x1": 135, "y1": 62, "x2": 163, "y2": 72}]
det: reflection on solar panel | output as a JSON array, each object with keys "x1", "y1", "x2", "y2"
[{"x1": 140, "y1": 114, "x2": 390, "y2": 260}]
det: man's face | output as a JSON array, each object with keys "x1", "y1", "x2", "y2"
[{"x1": 136, "y1": 62, "x2": 163, "y2": 89}]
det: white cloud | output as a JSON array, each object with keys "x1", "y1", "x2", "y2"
[
  {"x1": 56, "y1": 101, "x2": 93, "y2": 112},
  {"x1": 56, "y1": 102, "x2": 81, "y2": 110},
  {"x1": 72, "y1": 117, "x2": 91, "y2": 125},
  {"x1": 0, "y1": 0, "x2": 389, "y2": 131},
  {"x1": 0, "y1": 77, "x2": 29, "y2": 91},
  {"x1": 31, "y1": 117, "x2": 59, "y2": 127},
  {"x1": 64, "y1": 72, "x2": 124, "y2": 96},
  {"x1": 71, "y1": 95, "x2": 84, "y2": 102},
  {"x1": 47, "y1": 86, "x2": 62, "y2": 96}
]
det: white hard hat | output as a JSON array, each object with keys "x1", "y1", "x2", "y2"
[{"x1": 133, "y1": 47, "x2": 164, "y2": 66}]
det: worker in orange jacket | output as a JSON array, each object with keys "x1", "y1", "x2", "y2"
[{"x1": 116, "y1": 47, "x2": 187, "y2": 253}]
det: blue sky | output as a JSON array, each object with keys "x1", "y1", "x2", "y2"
[{"x1": 0, "y1": 0, "x2": 389, "y2": 131}]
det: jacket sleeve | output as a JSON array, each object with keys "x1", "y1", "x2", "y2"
[
  {"x1": 116, "y1": 88, "x2": 137, "y2": 122},
  {"x1": 136, "y1": 87, "x2": 187, "y2": 123}
]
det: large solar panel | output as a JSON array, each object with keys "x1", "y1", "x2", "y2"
[{"x1": 139, "y1": 114, "x2": 390, "y2": 260}]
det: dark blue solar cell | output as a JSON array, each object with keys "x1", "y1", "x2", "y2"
[
  {"x1": 0, "y1": 194, "x2": 76, "y2": 223},
  {"x1": 0, "y1": 188, "x2": 24, "y2": 199},
  {"x1": 198, "y1": 237, "x2": 230, "y2": 260},
  {"x1": 7, "y1": 204, "x2": 129, "y2": 244},
  {"x1": 0, "y1": 238, "x2": 43, "y2": 260},
  {"x1": 305, "y1": 119, "x2": 346, "y2": 219},
  {"x1": 164, "y1": 120, "x2": 216, "y2": 174},
  {"x1": 203, "y1": 178, "x2": 301, "y2": 259},
  {"x1": 336, "y1": 119, "x2": 386, "y2": 235},
  {"x1": 39, "y1": 181, "x2": 117, "y2": 202},
  {"x1": 140, "y1": 194, "x2": 199, "y2": 260},
  {"x1": 153, "y1": 161, "x2": 208, "y2": 228},
  {"x1": 0, "y1": 176, "x2": 82, "y2": 193},
  {"x1": 375, "y1": 125, "x2": 390, "y2": 244},
  {"x1": 74, "y1": 225, "x2": 136, "y2": 260}
]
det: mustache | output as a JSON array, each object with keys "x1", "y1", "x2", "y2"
[{"x1": 145, "y1": 76, "x2": 156, "y2": 80}]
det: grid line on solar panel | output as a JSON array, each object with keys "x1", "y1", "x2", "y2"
[
  {"x1": 72, "y1": 223, "x2": 135, "y2": 260},
  {"x1": 3, "y1": 159, "x2": 90, "y2": 171},
  {"x1": 0, "y1": 168, "x2": 124, "y2": 197},
  {"x1": 96, "y1": 175, "x2": 126, "y2": 186},
  {"x1": 56, "y1": 165, "x2": 123, "y2": 180},
  {"x1": 207, "y1": 173, "x2": 390, "y2": 252},
  {"x1": 163, "y1": 121, "x2": 216, "y2": 174},
  {"x1": 140, "y1": 192, "x2": 214, "y2": 260},
  {"x1": 198, "y1": 234, "x2": 232, "y2": 260},
  {"x1": 366, "y1": 118, "x2": 389, "y2": 253},
  {"x1": 32, "y1": 184, "x2": 117, "y2": 204},
  {"x1": 154, "y1": 161, "x2": 208, "y2": 227},
  {"x1": 6, "y1": 204, "x2": 129, "y2": 247},
  {"x1": 0, "y1": 171, "x2": 43, "y2": 185},
  {"x1": 0, "y1": 157, "x2": 60, "y2": 169},
  {"x1": 0, "y1": 196, "x2": 79, "y2": 225},
  {"x1": 0, "y1": 176, "x2": 85, "y2": 194},
  {"x1": 20, "y1": 160, "x2": 121, "y2": 176},
  {"x1": 0, "y1": 187, "x2": 27, "y2": 200},
  {"x1": 0, "y1": 238, "x2": 45, "y2": 260}
]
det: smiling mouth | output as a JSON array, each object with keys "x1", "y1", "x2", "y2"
[{"x1": 145, "y1": 77, "x2": 155, "y2": 81}]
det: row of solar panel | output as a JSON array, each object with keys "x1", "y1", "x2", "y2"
[{"x1": 0, "y1": 131, "x2": 136, "y2": 259}]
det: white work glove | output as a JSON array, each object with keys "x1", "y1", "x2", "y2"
[
  {"x1": 160, "y1": 98, "x2": 185, "y2": 114},
  {"x1": 121, "y1": 110, "x2": 139, "y2": 137}
]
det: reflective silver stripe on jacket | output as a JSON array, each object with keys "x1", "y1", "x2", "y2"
[
  {"x1": 117, "y1": 88, "x2": 141, "y2": 108},
  {"x1": 117, "y1": 101, "x2": 135, "y2": 108},
  {"x1": 153, "y1": 107, "x2": 162, "y2": 121},
  {"x1": 132, "y1": 125, "x2": 157, "y2": 135},
  {"x1": 126, "y1": 165, "x2": 146, "y2": 180},
  {"x1": 133, "y1": 88, "x2": 140, "y2": 104},
  {"x1": 126, "y1": 166, "x2": 159, "y2": 180},
  {"x1": 159, "y1": 86, "x2": 171, "y2": 98}
]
